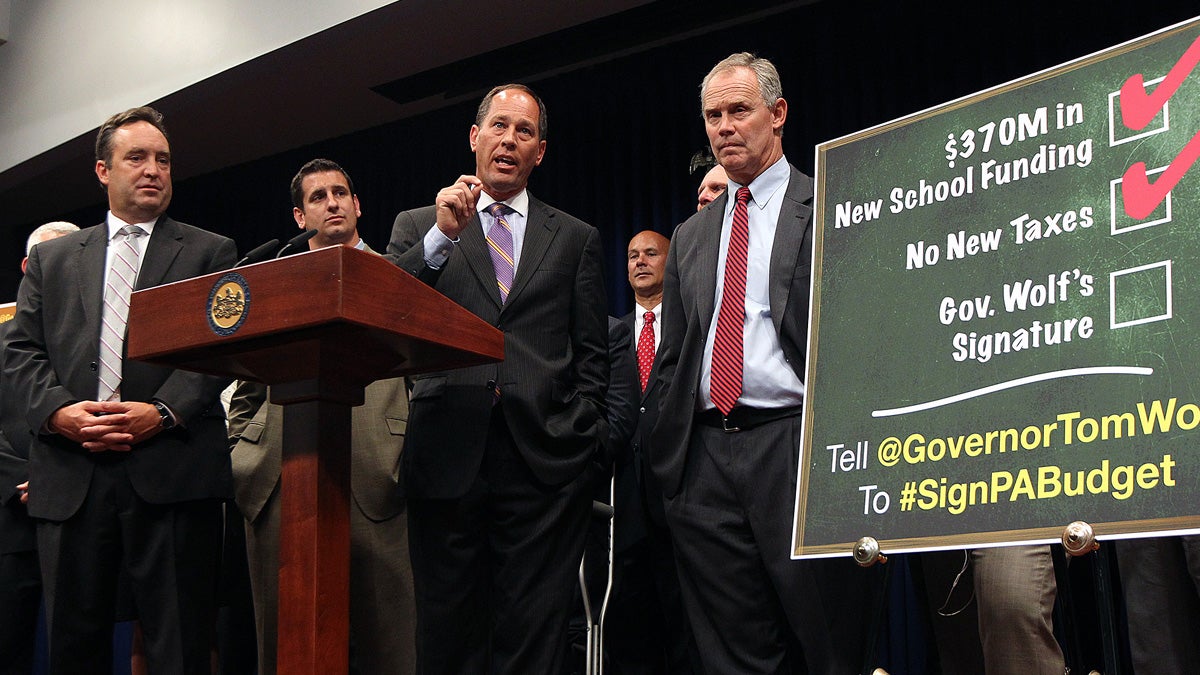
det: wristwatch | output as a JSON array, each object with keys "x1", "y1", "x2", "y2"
[{"x1": 152, "y1": 400, "x2": 176, "y2": 430}]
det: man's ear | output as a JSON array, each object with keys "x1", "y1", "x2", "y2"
[
  {"x1": 95, "y1": 160, "x2": 110, "y2": 188},
  {"x1": 771, "y1": 98, "x2": 788, "y2": 131}
]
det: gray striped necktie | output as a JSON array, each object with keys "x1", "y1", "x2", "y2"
[{"x1": 98, "y1": 225, "x2": 145, "y2": 401}]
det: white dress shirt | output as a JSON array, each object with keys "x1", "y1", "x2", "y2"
[
  {"x1": 699, "y1": 156, "x2": 806, "y2": 411},
  {"x1": 103, "y1": 212, "x2": 156, "y2": 291},
  {"x1": 422, "y1": 189, "x2": 531, "y2": 272}
]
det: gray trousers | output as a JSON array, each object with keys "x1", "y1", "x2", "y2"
[
  {"x1": 245, "y1": 483, "x2": 416, "y2": 675},
  {"x1": 925, "y1": 544, "x2": 1065, "y2": 675},
  {"x1": 972, "y1": 545, "x2": 1064, "y2": 675}
]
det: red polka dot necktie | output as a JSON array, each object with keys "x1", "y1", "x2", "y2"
[
  {"x1": 710, "y1": 186, "x2": 751, "y2": 416},
  {"x1": 637, "y1": 311, "x2": 655, "y2": 393}
]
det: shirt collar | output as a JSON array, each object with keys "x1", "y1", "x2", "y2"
[
  {"x1": 106, "y1": 211, "x2": 158, "y2": 239},
  {"x1": 477, "y1": 189, "x2": 530, "y2": 219},
  {"x1": 725, "y1": 155, "x2": 789, "y2": 214}
]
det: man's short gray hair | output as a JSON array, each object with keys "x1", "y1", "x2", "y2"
[
  {"x1": 700, "y1": 52, "x2": 783, "y2": 113},
  {"x1": 26, "y1": 221, "x2": 79, "y2": 256}
]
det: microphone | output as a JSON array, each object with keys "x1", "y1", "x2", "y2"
[
  {"x1": 275, "y1": 229, "x2": 318, "y2": 258},
  {"x1": 233, "y1": 238, "x2": 281, "y2": 267}
]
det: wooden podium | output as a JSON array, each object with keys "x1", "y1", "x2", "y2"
[{"x1": 126, "y1": 246, "x2": 503, "y2": 673}]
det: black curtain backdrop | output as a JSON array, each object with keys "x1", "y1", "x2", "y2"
[
  {"x1": 12, "y1": 1, "x2": 1197, "y2": 317},
  {"x1": 7, "y1": 3, "x2": 1200, "y2": 672}
]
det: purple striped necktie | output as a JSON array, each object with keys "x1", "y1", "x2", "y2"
[{"x1": 486, "y1": 203, "x2": 515, "y2": 303}]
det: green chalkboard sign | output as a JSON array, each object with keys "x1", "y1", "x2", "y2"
[{"x1": 796, "y1": 16, "x2": 1200, "y2": 557}]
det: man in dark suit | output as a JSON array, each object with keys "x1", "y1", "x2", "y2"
[
  {"x1": 601, "y1": 229, "x2": 696, "y2": 673},
  {"x1": 0, "y1": 221, "x2": 79, "y2": 673},
  {"x1": 386, "y1": 83, "x2": 608, "y2": 674},
  {"x1": 603, "y1": 316, "x2": 640, "y2": 481},
  {"x1": 1118, "y1": 535, "x2": 1200, "y2": 673},
  {"x1": 651, "y1": 54, "x2": 871, "y2": 673},
  {"x1": 5, "y1": 106, "x2": 237, "y2": 673},
  {"x1": 577, "y1": 315, "x2": 638, "y2": 667},
  {"x1": 228, "y1": 158, "x2": 415, "y2": 675}
]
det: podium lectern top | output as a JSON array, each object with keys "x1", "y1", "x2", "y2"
[{"x1": 127, "y1": 245, "x2": 504, "y2": 387}]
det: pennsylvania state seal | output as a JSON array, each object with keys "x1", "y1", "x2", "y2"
[{"x1": 207, "y1": 272, "x2": 250, "y2": 336}]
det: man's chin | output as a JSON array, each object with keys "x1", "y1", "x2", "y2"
[
  {"x1": 129, "y1": 201, "x2": 167, "y2": 221},
  {"x1": 481, "y1": 174, "x2": 526, "y2": 198}
]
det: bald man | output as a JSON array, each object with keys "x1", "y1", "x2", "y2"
[
  {"x1": 696, "y1": 165, "x2": 728, "y2": 211},
  {"x1": 608, "y1": 229, "x2": 697, "y2": 672}
]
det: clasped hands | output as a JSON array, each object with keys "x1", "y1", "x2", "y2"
[{"x1": 49, "y1": 400, "x2": 163, "y2": 453}]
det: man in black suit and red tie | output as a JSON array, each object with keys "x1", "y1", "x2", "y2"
[
  {"x1": 385, "y1": 84, "x2": 608, "y2": 674},
  {"x1": 5, "y1": 106, "x2": 237, "y2": 674},
  {"x1": 601, "y1": 228, "x2": 697, "y2": 673},
  {"x1": 651, "y1": 53, "x2": 873, "y2": 673}
]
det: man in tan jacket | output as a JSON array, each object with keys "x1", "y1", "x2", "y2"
[{"x1": 228, "y1": 158, "x2": 414, "y2": 675}]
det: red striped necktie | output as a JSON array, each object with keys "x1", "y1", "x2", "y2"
[{"x1": 710, "y1": 186, "x2": 751, "y2": 416}]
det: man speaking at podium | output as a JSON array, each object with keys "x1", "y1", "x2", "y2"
[
  {"x1": 386, "y1": 84, "x2": 608, "y2": 674},
  {"x1": 4, "y1": 106, "x2": 237, "y2": 673}
]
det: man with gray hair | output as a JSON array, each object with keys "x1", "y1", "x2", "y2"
[
  {"x1": 24, "y1": 222, "x2": 82, "y2": 266},
  {"x1": 0, "y1": 219, "x2": 80, "y2": 667},
  {"x1": 0, "y1": 220, "x2": 79, "y2": 672},
  {"x1": 651, "y1": 53, "x2": 873, "y2": 672}
]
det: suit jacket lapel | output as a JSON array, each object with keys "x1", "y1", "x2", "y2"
[
  {"x1": 643, "y1": 348, "x2": 666, "y2": 404},
  {"x1": 76, "y1": 224, "x2": 109, "y2": 330},
  {"x1": 457, "y1": 213, "x2": 504, "y2": 310},
  {"x1": 694, "y1": 195, "x2": 725, "y2": 332},
  {"x1": 504, "y1": 195, "x2": 556, "y2": 310},
  {"x1": 768, "y1": 167, "x2": 814, "y2": 335},
  {"x1": 135, "y1": 216, "x2": 184, "y2": 291}
]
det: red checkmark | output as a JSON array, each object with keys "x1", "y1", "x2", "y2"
[
  {"x1": 1119, "y1": 33, "x2": 1200, "y2": 219},
  {"x1": 1119, "y1": 34, "x2": 1200, "y2": 131},
  {"x1": 1122, "y1": 130, "x2": 1200, "y2": 220}
]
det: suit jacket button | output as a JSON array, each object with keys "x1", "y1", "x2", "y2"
[
  {"x1": 640, "y1": 406, "x2": 646, "y2": 413},
  {"x1": 486, "y1": 379, "x2": 496, "y2": 390},
  {"x1": 89, "y1": 361, "x2": 98, "y2": 371}
]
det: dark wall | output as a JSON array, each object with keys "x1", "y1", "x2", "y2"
[{"x1": 7, "y1": 0, "x2": 1197, "y2": 318}]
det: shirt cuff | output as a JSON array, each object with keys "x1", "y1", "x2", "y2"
[{"x1": 423, "y1": 224, "x2": 457, "y2": 270}]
